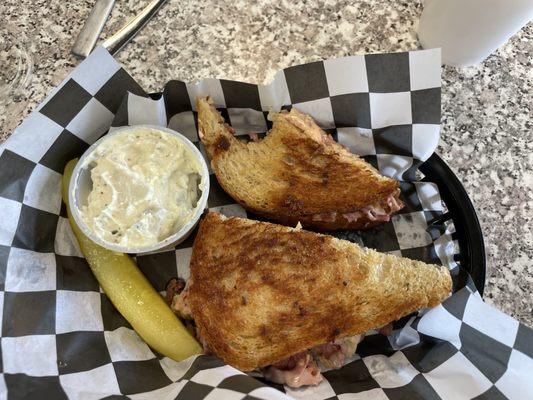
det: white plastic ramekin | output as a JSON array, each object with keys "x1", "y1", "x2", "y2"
[{"x1": 68, "y1": 125, "x2": 210, "y2": 254}]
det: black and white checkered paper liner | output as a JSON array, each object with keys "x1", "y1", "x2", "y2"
[{"x1": 0, "y1": 46, "x2": 531, "y2": 399}]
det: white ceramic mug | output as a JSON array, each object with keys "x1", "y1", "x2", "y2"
[{"x1": 418, "y1": 0, "x2": 533, "y2": 67}]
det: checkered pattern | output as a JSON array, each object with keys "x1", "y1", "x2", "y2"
[{"x1": 0, "y1": 46, "x2": 530, "y2": 399}]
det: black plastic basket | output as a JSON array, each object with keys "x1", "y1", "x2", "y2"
[{"x1": 420, "y1": 153, "x2": 486, "y2": 295}]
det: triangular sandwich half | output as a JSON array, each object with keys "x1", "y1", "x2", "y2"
[
  {"x1": 197, "y1": 97, "x2": 403, "y2": 231},
  {"x1": 169, "y1": 212, "x2": 451, "y2": 386}
]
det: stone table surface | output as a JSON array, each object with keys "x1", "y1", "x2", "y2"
[{"x1": 1, "y1": 0, "x2": 531, "y2": 326}]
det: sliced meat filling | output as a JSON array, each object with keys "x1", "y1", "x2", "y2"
[
  {"x1": 312, "y1": 335, "x2": 363, "y2": 369},
  {"x1": 262, "y1": 352, "x2": 323, "y2": 388},
  {"x1": 310, "y1": 191, "x2": 403, "y2": 224},
  {"x1": 166, "y1": 278, "x2": 186, "y2": 307},
  {"x1": 166, "y1": 280, "x2": 211, "y2": 353},
  {"x1": 261, "y1": 334, "x2": 363, "y2": 388},
  {"x1": 171, "y1": 285, "x2": 193, "y2": 320}
]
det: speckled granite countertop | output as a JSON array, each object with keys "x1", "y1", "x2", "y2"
[{"x1": 1, "y1": 0, "x2": 531, "y2": 326}]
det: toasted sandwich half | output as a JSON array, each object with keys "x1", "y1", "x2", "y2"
[
  {"x1": 168, "y1": 212, "x2": 452, "y2": 387},
  {"x1": 197, "y1": 97, "x2": 403, "y2": 230}
]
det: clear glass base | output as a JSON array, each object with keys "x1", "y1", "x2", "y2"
[{"x1": 0, "y1": 39, "x2": 33, "y2": 106}]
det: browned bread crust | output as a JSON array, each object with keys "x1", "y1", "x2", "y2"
[
  {"x1": 197, "y1": 97, "x2": 403, "y2": 231},
  {"x1": 187, "y1": 212, "x2": 452, "y2": 371}
]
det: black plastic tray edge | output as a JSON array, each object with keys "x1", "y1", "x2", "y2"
[{"x1": 420, "y1": 153, "x2": 486, "y2": 295}]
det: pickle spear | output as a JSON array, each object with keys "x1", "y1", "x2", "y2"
[{"x1": 62, "y1": 159, "x2": 202, "y2": 361}]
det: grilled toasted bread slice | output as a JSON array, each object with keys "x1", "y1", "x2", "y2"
[
  {"x1": 197, "y1": 96, "x2": 403, "y2": 230},
  {"x1": 187, "y1": 212, "x2": 452, "y2": 371}
]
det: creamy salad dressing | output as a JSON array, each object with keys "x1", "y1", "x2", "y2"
[{"x1": 80, "y1": 128, "x2": 203, "y2": 248}]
